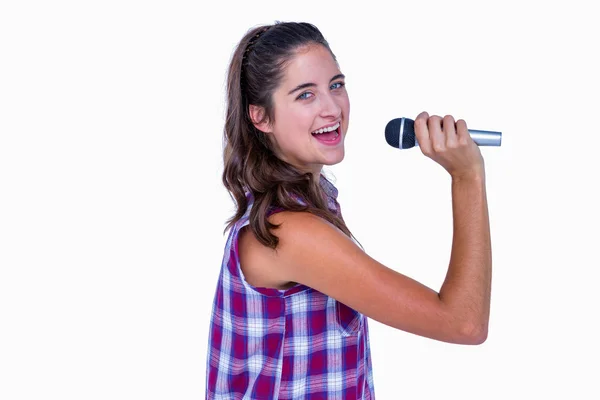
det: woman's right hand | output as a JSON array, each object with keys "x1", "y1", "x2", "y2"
[{"x1": 414, "y1": 111, "x2": 485, "y2": 180}]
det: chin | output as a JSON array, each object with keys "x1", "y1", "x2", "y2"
[{"x1": 324, "y1": 150, "x2": 345, "y2": 166}]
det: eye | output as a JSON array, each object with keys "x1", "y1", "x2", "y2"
[
  {"x1": 297, "y1": 91, "x2": 313, "y2": 100},
  {"x1": 331, "y1": 81, "x2": 345, "y2": 90}
]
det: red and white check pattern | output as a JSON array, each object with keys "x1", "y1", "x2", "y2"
[{"x1": 206, "y1": 176, "x2": 375, "y2": 399}]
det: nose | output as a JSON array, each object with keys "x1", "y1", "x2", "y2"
[{"x1": 319, "y1": 92, "x2": 342, "y2": 119}]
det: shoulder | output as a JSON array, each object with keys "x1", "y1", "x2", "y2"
[
  {"x1": 262, "y1": 210, "x2": 355, "y2": 259},
  {"x1": 269, "y1": 210, "x2": 338, "y2": 234},
  {"x1": 238, "y1": 211, "x2": 349, "y2": 289}
]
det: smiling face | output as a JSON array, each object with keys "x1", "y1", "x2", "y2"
[{"x1": 251, "y1": 44, "x2": 350, "y2": 177}]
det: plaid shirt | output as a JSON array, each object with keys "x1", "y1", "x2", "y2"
[{"x1": 206, "y1": 175, "x2": 375, "y2": 399}]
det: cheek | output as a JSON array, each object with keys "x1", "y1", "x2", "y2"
[
  {"x1": 285, "y1": 110, "x2": 314, "y2": 137},
  {"x1": 341, "y1": 94, "x2": 350, "y2": 114},
  {"x1": 339, "y1": 95, "x2": 350, "y2": 128},
  {"x1": 274, "y1": 120, "x2": 308, "y2": 148}
]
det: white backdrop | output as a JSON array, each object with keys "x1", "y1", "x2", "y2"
[{"x1": 1, "y1": 0, "x2": 599, "y2": 398}]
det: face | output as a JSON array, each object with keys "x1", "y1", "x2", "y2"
[{"x1": 254, "y1": 44, "x2": 350, "y2": 177}]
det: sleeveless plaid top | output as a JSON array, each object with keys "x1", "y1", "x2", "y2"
[{"x1": 206, "y1": 175, "x2": 375, "y2": 399}]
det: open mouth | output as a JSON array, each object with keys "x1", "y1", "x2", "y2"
[{"x1": 311, "y1": 122, "x2": 341, "y2": 143}]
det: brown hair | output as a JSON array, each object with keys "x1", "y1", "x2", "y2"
[{"x1": 222, "y1": 21, "x2": 355, "y2": 249}]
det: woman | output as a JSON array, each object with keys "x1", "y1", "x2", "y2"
[{"x1": 206, "y1": 21, "x2": 491, "y2": 399}]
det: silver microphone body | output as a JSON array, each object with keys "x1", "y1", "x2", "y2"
[{"x1": 466, "y1": 129, "x2": 502, "y2": 146}]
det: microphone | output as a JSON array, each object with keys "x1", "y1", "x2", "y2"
[{"x1": 385, "y1": 117, "x2": 502, "y2": 150}]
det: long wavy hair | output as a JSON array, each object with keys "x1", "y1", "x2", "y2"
[{"x1": 222, "y1": 21, "x2": 355, "y2": 249}]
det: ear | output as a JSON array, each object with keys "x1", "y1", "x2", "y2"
[{"x1": 249, "y1": 104, "x2": 272, "y2": 133}]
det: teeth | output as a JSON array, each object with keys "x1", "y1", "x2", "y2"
[{"x1": 312, "y1": 122, "x2": 340, "y2": 134}]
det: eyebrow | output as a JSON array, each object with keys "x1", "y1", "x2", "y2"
[{"x1": 287, "y1": 74, "x2": 345, "y2": 95}]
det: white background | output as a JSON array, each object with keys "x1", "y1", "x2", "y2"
[{"x1": 1, "y1": 0, "x2": 599, "y2": 398}]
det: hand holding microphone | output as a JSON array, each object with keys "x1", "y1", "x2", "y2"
[
  {"x1": 389, "y1": 112, "x2": 491, "y2": 179},
  {"x1": 385, "y1": 115, "x2": 502, "y2": 150}
]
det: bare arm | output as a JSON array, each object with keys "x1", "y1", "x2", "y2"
[
  {"x1": 416, "y1": 112, "x2": 492, "y2": 342},
  {"x1": 438, "y1": 173, "x2": 491, "y2": 342}
]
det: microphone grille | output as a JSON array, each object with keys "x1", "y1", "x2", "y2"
[
  {"x1": 385, "y1": 118, "x2": 402, "y2": 148},
  {"x1": 401, "y1": 118, "x2": 416, "y2": 149}
]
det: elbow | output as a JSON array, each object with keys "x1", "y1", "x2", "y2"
[
  {"x1": 457, "y1": 322, "x2": 488, "y2": 345},
  {"x1": 464, "y1": 329, "x2": 488, "y2": 345}
]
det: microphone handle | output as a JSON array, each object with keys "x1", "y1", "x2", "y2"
[
  {"x1": 463, "y1": 129, "x2": 502, "y2": 146},
  {"x1": 413, "y1": 130, "x2": 502, "y2": 147}
]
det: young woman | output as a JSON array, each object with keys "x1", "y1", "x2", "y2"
[{"x1": 206, "y1": 21, "x2": 491, "y2": 399}]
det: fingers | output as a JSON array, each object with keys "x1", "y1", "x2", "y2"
[
  {"x1": 412, "y1": 112, "x2": 483, "y2": 177},
  {"x1": 428, "y1": 115, "x2": 445, "y2": 153},
  {"x1": 430, "y1": 115, "x2": 459, "y2": 152},
  {"x1": 414, "y1": 111, "x2": 431, "y2": 153},
  {"x1": 455, "y1": 118, "x2": 470, "y2": 145},
  {"x1": 415, "y1": 112, "x2": 464, "y2": 155},
  {"x1": 415, "y1": 112, "x2": 451, "y2": 156},
  {"x1": 443, "y1": 115, "x2": 457, "y2": 148}
]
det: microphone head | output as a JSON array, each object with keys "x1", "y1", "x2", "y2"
[
  {"x1": 385, "y1": 117, "x2": 416, "y2": 149},
  {"x1": 385, "y1": 118, "x2": 402, "y2": 148}
]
